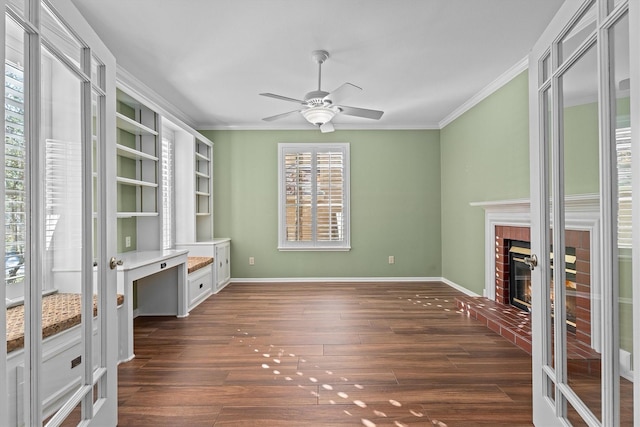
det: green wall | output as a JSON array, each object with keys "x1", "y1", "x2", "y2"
[
  {"x1": 440, "y1": 71, "x2": 531, "y2": 295},
  {"x1": 199, "y1": 129, "x2": 442, "y2": 279}
]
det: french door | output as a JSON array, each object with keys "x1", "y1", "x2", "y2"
[
  {"x1": 529, "y1": 0, "x2": 637, "y2": 425},
  {"x1": 2, "y1": 0, "x2": 118, "y2": 425}
]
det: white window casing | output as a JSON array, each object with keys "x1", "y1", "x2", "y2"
[{"x1": 278, "y1": 142, "x2": 350, "y2": 251}]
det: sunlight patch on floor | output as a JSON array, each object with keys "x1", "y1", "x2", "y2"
[{"x1": 227, "y1": 290, "x2": 458, "y2": 427}]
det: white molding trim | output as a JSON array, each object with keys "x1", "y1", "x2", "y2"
[
  {"x1": 229, "y1": 276, "x2": 480, "y2": 297},
  {"x1": 439, "y1": 277, "x2": 481, "y2": 297},
  {"x1": 200, "y1": 57, "x2": 529, "y2": 132},
  {"x1": 196, "y1": 123, "x2": 441, "y2": 131},
  {"x1": 620, "y1": 348, "x2": 634, "y2": 382},
  {"x1": 439, "y1": 57, "x2": 529, "y2": 129},
  {"x1": 472, "y1": 195, "x2": 602, "y2": 352},
  {"x1": 117, "y1": 65, "x2": 199, "y2": 133},
  {"x1": 230, "y1": 277, "x2": 442, "y2": 283}
]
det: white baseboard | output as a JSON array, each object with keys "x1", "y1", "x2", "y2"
[
  {"x1": 439, "y1": 277, "x2": 481, "y2": 297},
  {"x1": 229, "y1": 276, "x2": 480, "y2": 297},
  {"x1": 230, "y1": 277, "x2": 443, "y2": 284},
  {"x1": 621, "y1": 349, "x2": 634, "y2": 382}
]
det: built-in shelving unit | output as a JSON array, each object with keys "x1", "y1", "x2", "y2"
[
  {"x1": 116, "y1": 88, "x2": 161, "y2": 251},
  {"x1": 195, "y1": 139, "x2": 213, "y2": 237},
  {"x1": 175, "y1": 132, "x2": 214, "y2": 243}
]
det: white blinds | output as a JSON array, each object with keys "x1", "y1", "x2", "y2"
[
  {"x1": 45, "y1": 138, "x2": 82, "y2": 252},
  {"x1": 616, "y1": 126, "x2": 631, "y2": 248},
  {"x1": 280, "y1": 143, "x2": 349, "y2": 250},
  {"x1": 161, "y1": 129, "x2": 174, "y2": 249}
]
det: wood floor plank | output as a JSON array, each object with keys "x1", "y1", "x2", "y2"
[
  {"x1": 118, "y1": 281, "x2": 540, "y2": 426},
  {"x1": 214, "y1": 404, "x2": 430, "y2": 426}
]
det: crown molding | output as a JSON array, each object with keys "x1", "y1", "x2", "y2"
[
  {"x1": 116, "y1": 65, "x2": 197, "y2": 130},
  {"x1": 197, "y1": 123, "x2": 441, "y2": 131},
  {"x1": 439, "y1": 56, "x2": 529, "y2": 129}
]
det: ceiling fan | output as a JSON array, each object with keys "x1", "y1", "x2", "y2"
[{"x1": 260, "y1": 50, "x2": 384, "y2": 133}]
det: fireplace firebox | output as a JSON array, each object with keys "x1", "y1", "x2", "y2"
[{"x1": 508, "y1": 240, "x2": 577, "y2": 330}]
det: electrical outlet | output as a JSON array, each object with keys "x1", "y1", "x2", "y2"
[
  {"x1": 249, "y1": 256, "x2": 255, "y2": 265},
  {"x1": 125, "y1": 236, "x2": 131, "y2": 248},
  {"x1": 388, "y1": 255, "x2": 395, "y2": 264}
]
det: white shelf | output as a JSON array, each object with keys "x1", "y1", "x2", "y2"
[
  {"x1": 117, "y1": 144, "x2": 158, "y2": 161},
  {"x1": 195, "y1": 191, "x2": 210, "y2": 197},
  {"x1": 195, "y1": 171, "x2": 210, "y2": 179},
  {"x1": 116, "y1": 176, "x2": 158, "y2": 187},
  {"x1": 196, "y1": 212, "x2": 211, "y2": 217},
  {"x1": 117, "y1": 211, "x2": 159, "y2": 218},
  {"x1": 116, "y1": 112, "x2": 158, "y2": 136}
]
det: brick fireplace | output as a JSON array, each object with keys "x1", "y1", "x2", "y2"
[
  {"x1": 458, "y1": 196, "x2": 602, "y2": 360},
  {"x1": 495, "y1": 225, "x2": 592, "y2": 348}
]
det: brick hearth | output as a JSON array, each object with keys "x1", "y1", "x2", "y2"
[
  {"x1": 455, "y1": 224, "x2": 600, "y2": 373},
  {"x1": 455, "y1": 296, "x2": 601, "y2": 374}
]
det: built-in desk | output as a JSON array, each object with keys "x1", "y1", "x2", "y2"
[{"x1": 116, "y1": 249, "x2": 188, "y2": 362}]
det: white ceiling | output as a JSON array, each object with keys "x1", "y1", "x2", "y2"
[{"x1": 70, "y1": 0, "x2": 564, "y2": 131}]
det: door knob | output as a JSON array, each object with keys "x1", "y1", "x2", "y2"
[
  {"x1": 109, "y1": 257, "x2": 123, "y2": 270},
  {"x1": 523, "y1": 254, "x2": 538, "y2": 271}
]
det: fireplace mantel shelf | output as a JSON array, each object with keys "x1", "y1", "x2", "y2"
[{"x1": 470, "y1": 193, "x2": 600, "y2": 212}]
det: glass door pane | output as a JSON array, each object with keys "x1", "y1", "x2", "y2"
[
  {"x1": 5, "y1": 16, "x2": 26, "y2": 301},
  {"x1": 609, "y1": 11, "x2": 635, "y2": 425},
  {"x1": 561, "y1": 41, "x2": 601, "y2": 423},
  {"x1": 40, "y1": 44, "x2": 85, "y2": 422},
  {"x1": 4, "y1": 14, "x2": 26, "y2": 427}
]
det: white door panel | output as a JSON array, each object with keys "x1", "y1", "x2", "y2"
[{"x1": 529, "y1": 0, "x2": 636, "y2": 425}]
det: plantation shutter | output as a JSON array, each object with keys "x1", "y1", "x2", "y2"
[
  {"x1": 279, "y1": 143, "x2": 350, "y2": 250},
  {"x1": 616, "y1": 126, "x2": 631, "y2": 248},
  {"x1": 161, "y1": 129, "x2": 174, "y2": 249},
  {"x1": 316, "y1": 151, "x2": 344, "y2": 242}
]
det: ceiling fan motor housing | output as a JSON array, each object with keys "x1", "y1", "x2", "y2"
[{"x1": 304, "y1": 90, "x2": 330, "y2": 106}]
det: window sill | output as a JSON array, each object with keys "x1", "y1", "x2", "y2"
[{"x1": 278, "y1": 246, "x2": 351, "y2": 252}]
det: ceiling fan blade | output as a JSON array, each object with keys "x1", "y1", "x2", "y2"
[
  {"x1": 324, "y1": 82, "x2": 361, "y2": 105},
  {"x1": 259, "y1": 93, "x2": 305, "y2": 104},
  {"x1": 320, "y1": 122, "x2": 335, "y2": 133},
  {"x1": 262, "y1": 110, "x2": 301, "y2": 122},
  {"x1": 338, "y1": 105, "x2": 384, "y2": 120}
]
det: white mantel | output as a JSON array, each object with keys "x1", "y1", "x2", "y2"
[{"x1": 471, "y1": 194, "x2": 601, "y2": 299}]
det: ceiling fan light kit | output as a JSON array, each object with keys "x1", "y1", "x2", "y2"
[
  {"x1": 301, "y1": 106, "x2": 337, "y2": 126},
  {"x1": 260, "y1": 50, "x2": 384, "y2": 132}
]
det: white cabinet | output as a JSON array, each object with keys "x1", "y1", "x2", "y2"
[
  {"x1": 188, "y1": 264, "x2": 213, "y2": 310},
  {"x1": 214, "y1": 239, "x2": 231, "y2": 292}
]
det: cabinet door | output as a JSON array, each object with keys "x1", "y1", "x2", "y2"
[{"x1": 216, "y1": 242, "x2": 230, "y2": 288}]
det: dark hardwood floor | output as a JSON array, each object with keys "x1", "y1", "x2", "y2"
[{"x1": 117, "y1": 281, "x2": 536, "y2": 426}]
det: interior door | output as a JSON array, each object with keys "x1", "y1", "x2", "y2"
[
  {"x1": 3, "y1": 0, "x2": 117, "y2": 425},
  {"x1": 39, "y1": 1, "x2": 118, "y2": 424},
  {"x1": 529, "y1": 0, "x2": 636, "y2": 425}
]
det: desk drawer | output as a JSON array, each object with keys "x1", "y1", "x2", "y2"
[{"x1": 188, "y1": 265, "x2": 213, "y2": 308}]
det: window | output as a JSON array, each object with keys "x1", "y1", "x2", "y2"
[
  {"x1": 5, "y1": 59, "x2": 25, "y2": 289},
  {"x1": 278, "y1": 143, "x2": 350, "y2": 250}
]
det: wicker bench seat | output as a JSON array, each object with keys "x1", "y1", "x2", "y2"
[
  {"x1": 187, "y1": 256, "x2": 214, "y2": 274},
  {"x1": 6, "y1": 293, "x2": 125, "y2": 353}
]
